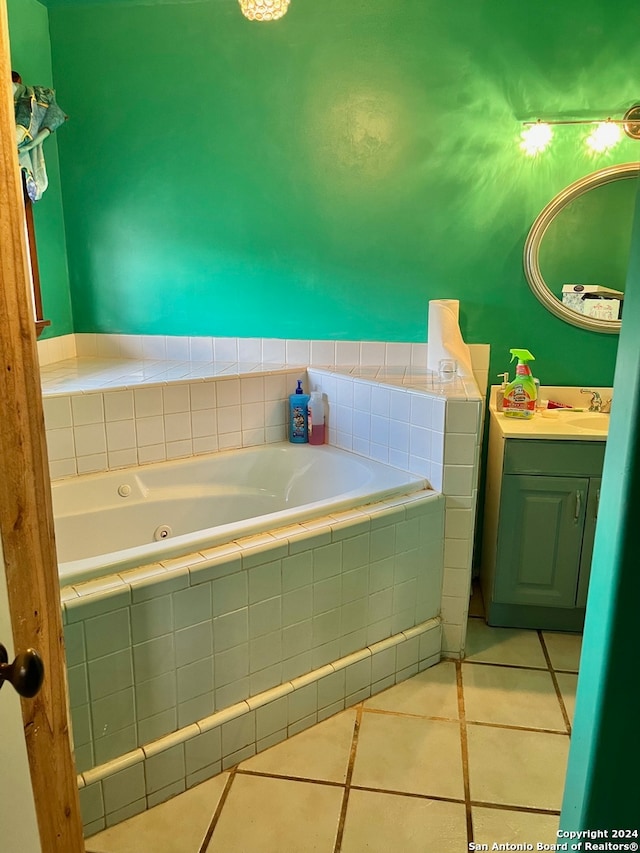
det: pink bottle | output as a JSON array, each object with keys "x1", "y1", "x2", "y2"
[{"x1": 308, "y1": 391, "x2": 325, "y2": 445}]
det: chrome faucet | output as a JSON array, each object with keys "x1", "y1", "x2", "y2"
[{"x1": 580, "y1": 389, "x2": 603, "y2": 412}]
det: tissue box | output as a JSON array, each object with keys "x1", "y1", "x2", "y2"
[
  {"x1": 561, "y1": 285, "x2": 623, "y2": 320},
  {"x1": 583, "y1": 299, "x2": 622, "y2": 321}
]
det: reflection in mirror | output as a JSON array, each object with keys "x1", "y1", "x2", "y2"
[
  {"x1": 539, "y1": 179, "x2": 634, "y2": 299},
  {"x1": 524, "y1": 162, "x2": 640, "y2": 334}
]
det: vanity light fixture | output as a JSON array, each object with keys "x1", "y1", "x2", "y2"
[
  {"x1": 520, "y1": 104, "x2": 640, "y2": 155},
  {"x1": 238, "y1": 0, "x2": 290, "y2": 21},
  {"x1": 586, "y1": 121, "x2": 622, "y2": 152},
  {"x1": 520, "y1": 122, "x2": 553, "y2": 155}
]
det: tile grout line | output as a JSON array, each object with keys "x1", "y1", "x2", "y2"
[
  {"x1": 469, "y1": 800, "x2": 561, "y2": 816},
  {"x1": 332, "y1": 704, "x2": 363, "y2": 853},
  {"x1": 197, "y1": 767, "x2": 237, "y2": 853},
  {"x1": 350, "y1": 784, "x2": 465, "y2": 806},
  {"x1": 222, "y1": 773, "x2": 563, "y2": 817},
  {"x1": 363, "y1": 701, "x2": 569, "y2": 736},
  {"x1": 466, "y1": 719, "x2": 570, "y2": 737},
  {"x1": 455, "y1": 659, "x2": 474, "y2": 846},
  {"x1": 362, "y1": 706, "x2": 460, "y2": 723},
  {"x1": 364, "y1": 704, "x2": 567, "y2": 735},
  {"x1": 236, "y1": 768, "x2": 345, "y2": 789},
  {"x1": 462, "y1": 658, "x2": 556, "y2": 673},
  {"x1": 537, "y1": 630, "x2": 573, "y2": 735}
]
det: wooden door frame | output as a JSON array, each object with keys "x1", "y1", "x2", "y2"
[{"x1": 0, "y1": 4, "x2": 84, "y2": 851}]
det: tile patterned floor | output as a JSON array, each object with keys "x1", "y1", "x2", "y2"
[{"x1": 86, "y1": 602, "x2": 581, "y2": 853}]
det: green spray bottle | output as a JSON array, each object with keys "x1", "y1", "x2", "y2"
[{"x1": 503, "y1": 349, "x2": 537, "y2": 419}]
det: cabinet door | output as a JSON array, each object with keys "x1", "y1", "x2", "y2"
[
  {"x1": 575, "y1": 477, "x2": 601, "y2": 608},
  {"x1": 494, "y1": 474, "x2": 588, "y2": 608}
]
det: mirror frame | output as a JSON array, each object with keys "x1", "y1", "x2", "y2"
[{"x1": 523, "y1": 161, "x2": 640, "y2": 334}]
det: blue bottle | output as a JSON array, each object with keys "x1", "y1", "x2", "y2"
[{"x1": 289, "y1": 380, "x2": 310, "y2": 443}]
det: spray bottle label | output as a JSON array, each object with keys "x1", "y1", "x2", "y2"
[{"x1": 503, "y1": 382, "x2": 535, "y2": 415}]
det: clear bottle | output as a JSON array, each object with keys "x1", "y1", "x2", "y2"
[
  {"x1": 289, "y1": 380, "x2": 310, "y2": 443},
  {"x1": 308, "y1": 391, "x2": 325, "y2": 445}
]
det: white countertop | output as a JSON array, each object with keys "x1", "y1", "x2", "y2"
[
  {"x1": 490, "y1": 409, "x2": 608, "y2": 441},
  {"x1": 489, "y1": 385, "x2": 611, "y2": 441}
]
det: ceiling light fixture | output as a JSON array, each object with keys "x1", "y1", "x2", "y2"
[{"x1": 238, "y1": 0, "x2": 290, "y2": 21}]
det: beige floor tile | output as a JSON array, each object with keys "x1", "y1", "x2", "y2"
[
  {"x1": 341, "y1": 789, "x2": 467, "y2": 853},
  {"x1": 206, "y1": 774, "x2": 342, "y2": 853},
  {"x1": 87, "y1": 774, "x2": 229, "y2": 853},
  {"x1": 472, "y1": 806, "x2": 559, "y2": 846},
  {"x1": 462, "y1": 663, "x2": 567, "y2": 731},
  {"x1": 556, "y1": 672, "x2": 578, "y2": 723},
  {"x1": 464, "y1": 619, "x2": 547, "y2": 668},
  {"x1": 352, "y1": 713, "x2": 464, "y2": 800},
  {"x1": 239, "y1": 708, "x2": 356, "y2": 783},
  {"x1": 364, "y1": 661, "x2": 459, "y2": 719},
  {"x1": 467, "y1": 725, "x2": 569, "y2": 810},
  {"x1": 542, "y1": 632, "x2": 582, "y2": 672}
]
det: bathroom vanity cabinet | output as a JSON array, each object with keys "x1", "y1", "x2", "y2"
[{"x1": 481, "y1": 400, "x2": 607, "y2": 631}]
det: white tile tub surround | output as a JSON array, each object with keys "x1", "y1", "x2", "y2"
[
  {"x1": 43, "y1": 369, "x2": 303, "y2": 480},
  {"x1": 37, "y1": 334, "x2": 485, "y2": 830},
  {"x1": 41, "y1": 346, "x2": 488, "y2": 481},
  {"x1": 62, "y1": 491, "x2": 444, "y2": 834},
  {"x1": 36, "y1": 332, "x2": 77, "y2": 366},
  {"x1": 40, "y1": 334, "x2": 489, "y2": 394},
  {"x1": 40, "y1": 335, "x2": 487, "y2": 652},
  {"x1": 308, "y1": 368, "x2": 484, "y2": 658}
]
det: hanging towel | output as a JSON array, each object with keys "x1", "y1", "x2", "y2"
[
  {"x1": 426, "y1": 299, "x2": 475, "y2": 378},
  {"x1": 14, "y1": 83, "x2": 67, "y2": 201}
]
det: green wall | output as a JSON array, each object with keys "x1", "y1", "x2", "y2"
[
  {"x1": 7, "y1": 0, "x2": 73, "y2": 338},
  {"x1": 34, "y1": 1, "x2": 640, "y2": 383}
]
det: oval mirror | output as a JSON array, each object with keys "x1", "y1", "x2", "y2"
[{"x1": 523, "y1": 162, "x2": 640, "y2": 333}]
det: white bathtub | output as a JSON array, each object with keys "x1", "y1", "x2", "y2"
[{"x1": 54, "y1": 443, "x2": 428, "y2": 586}]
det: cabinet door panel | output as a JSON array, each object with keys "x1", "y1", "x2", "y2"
[{"x1": 494, "y1": 475, "x2": 588, "y2": 608}]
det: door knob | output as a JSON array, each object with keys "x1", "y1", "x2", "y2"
[{"x1": 0, "y1": 643, "x2": 45, "y2": 698}]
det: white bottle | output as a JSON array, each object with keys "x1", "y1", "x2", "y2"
[{"x1": 308, "y1": 391, "x2": 325, "y2": 445}]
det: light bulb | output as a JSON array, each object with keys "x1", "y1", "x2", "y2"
[
  {"x1": 586, "y1": 121, "x2": 621, "y2": 152},
  {"x1": 520, "y1": 123, "x2": 553, "y2": 156},
  {"x1": 238, "y1": 0, "x2": 290, "y2": 21}
]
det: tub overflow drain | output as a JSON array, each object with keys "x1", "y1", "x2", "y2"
[
  {"x1": 118, "y1": 484, "x2": 132, "y2": 498},
  {"x1": 154, "y1": 525, "x2": 172, "y2": 541}
]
